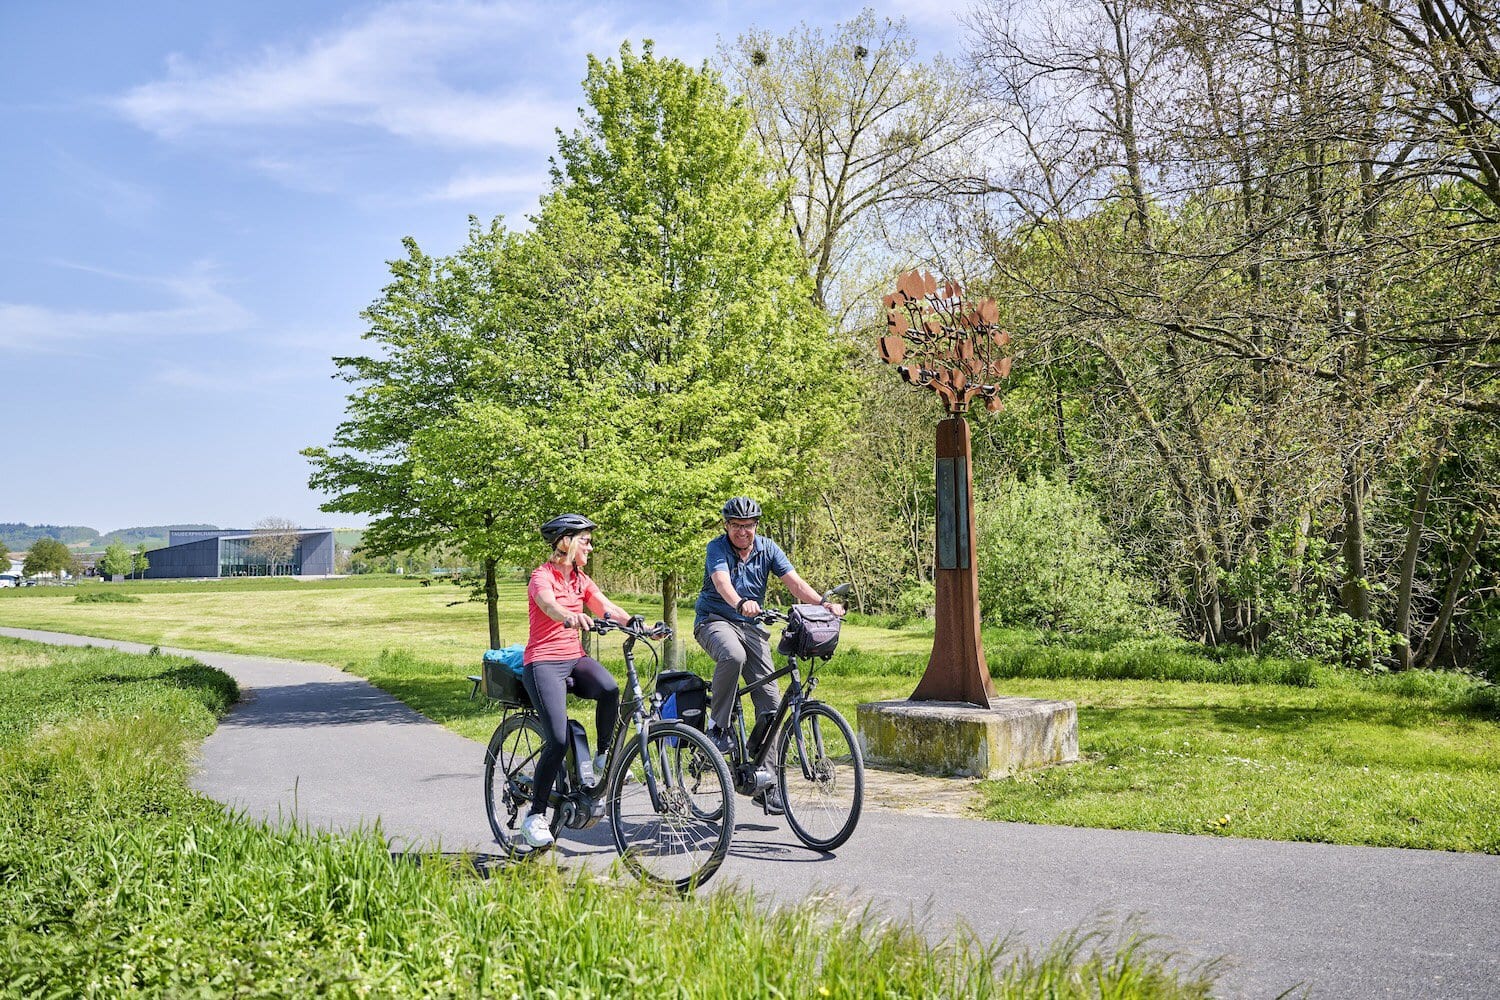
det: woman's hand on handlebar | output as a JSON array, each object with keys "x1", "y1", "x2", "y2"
[
  {"x1": 564, "y1": 611, "x2": 595, "y2": 631},
  {"x1": 587, "y1": 615, "x2": 674, "y2": 640}
]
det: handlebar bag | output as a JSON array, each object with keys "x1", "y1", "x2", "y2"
[
  {"x1": 778, "y1": 604, "x2": 841, "y2": 659},
  {"x1": 655, "y1": 670, "x2": 708, "y2": 730}
]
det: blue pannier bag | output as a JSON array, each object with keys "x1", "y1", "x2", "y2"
[
  {"x1": 482, "y1": 644, "x2": 527, "y2": 704},
  {"x1": 655, "y1": 670, "x2": 708, "y2": 730}
]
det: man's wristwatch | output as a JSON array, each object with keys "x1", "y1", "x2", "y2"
[{"x1": 735, "y1": 597, "x2": 748, "y2": 613}]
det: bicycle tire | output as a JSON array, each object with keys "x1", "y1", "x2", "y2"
[
  {"x1": 609, "y1": 720, "x2": 734, "y2": 892},
  {"x1": 776, "y1": 701, "x2": 864, "y2": 851},
  {"x1": 482, "y1": 713, "x2": 552, "y2": 856}
]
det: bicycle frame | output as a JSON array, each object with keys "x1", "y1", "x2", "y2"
[
  {"x1": 600, "y1": 627, "x2": 672, "y2": 814},
  {"x1": 498, "y1": 623, "x2": 676, "y2": 830},
  {"x1": 731, "y1": 651, "x2": 823, "y2": 782}
]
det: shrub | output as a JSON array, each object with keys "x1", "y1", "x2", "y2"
[
  {"x1": 975, "y1": 474, "x2": 1167, "y2": 634},
  {"x1": 73, "y1": 591, "x2": 142, "y2": 604},
  {"x1": 891, "y1": 580, "x2": 935, "y2": 626},
  {"x1": 1472, "y1": 599, "x2": 1500, "y2": 682},
  {"x1": 1223, "y1": 525, "x2": 1398, "y2": 665}
]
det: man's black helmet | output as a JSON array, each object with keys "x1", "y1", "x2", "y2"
[
  {"x1": 721, "y1": 497, "x2": 762, "y2": 521},
  {"x1": 540, "y1": 513, "x2": 597, "y2": 547}
]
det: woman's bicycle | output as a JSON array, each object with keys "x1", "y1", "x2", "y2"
[
  {"x1": 481, "y1": 618, "x2": 735, "y2": 892},
  {"x1": 726, "y1": 583, "x2": 865, "y2": 851}
]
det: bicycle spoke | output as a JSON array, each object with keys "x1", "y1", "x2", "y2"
[
  {"x1": 484, "y1": 714, "x2": 550, "y2": 856},
  {"x1": 610, "y1": 723, "x2": 733, "y2": 891},
  {"x1": 778, "y1": 702, "x2": 863, "y2": 851}
]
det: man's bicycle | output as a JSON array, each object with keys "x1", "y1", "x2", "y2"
[
  {"x1": 727, "y1": 583, "x2": 865, "y2": 851},
  {"x1": 481, "y1": 618, "x2": 735, "y2": 892}
]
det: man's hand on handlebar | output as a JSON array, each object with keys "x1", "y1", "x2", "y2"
[
  {"x1": 822, "y1": 582, "x2": 852, "y2": 617},
  {"x1": 738, "y1": 598, "x2": 762, "y2": 619}
]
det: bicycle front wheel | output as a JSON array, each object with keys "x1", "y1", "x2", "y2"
[
  {"x1": 483, "y1": 713, "x2": 549, "y2": 856},
  {"x1": 776, "y1": 701, "x2": 864, "y2": 851},
  {"x1": 609, "y1": 721, "x2": 734, "y2": 892}
]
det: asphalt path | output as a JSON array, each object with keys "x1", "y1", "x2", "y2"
[{"x1": 7, "y1": 627, "x2": 1499, "y2": 999}]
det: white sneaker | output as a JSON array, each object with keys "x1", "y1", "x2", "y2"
[
  {"x1": 592, "y1": 753, "x2": 608, "y2": 777},
  {"x1": 519, "y1": 812, "x2": 554, "y2": 848}
]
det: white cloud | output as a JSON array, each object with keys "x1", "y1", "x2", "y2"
[
  {"x1": 114, "y1": 0, "x2": 573, "y2": 150},
  {"x1": 52, "y1": 150, "x2": 158, "y2": 225},
  {"x1": 424, "y1": 168, "x2": 550, "y2": 201},
  {"x1": 150, "y1": 362, "x2": 305, "y2": 392},
  {"x1": 0, "y1": 264, "x2": 253, "y2": 353}
]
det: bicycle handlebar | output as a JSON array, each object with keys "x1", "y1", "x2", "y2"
[
  {"x1": 587, "y1": 616, "x2": 674, "y2": 641},
  {"x1": 750, "y1": 581, "x2": 852, "y2": 625}
]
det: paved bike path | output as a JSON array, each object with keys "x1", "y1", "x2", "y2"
[{"x1": 7, "y1": 627, "x2": 1498, "y2": 999}]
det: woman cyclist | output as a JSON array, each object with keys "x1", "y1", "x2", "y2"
[{"x1": 518, "y1": 513, "x2": 633, "y2": 849}]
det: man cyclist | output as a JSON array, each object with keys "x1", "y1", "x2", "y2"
[{"x1": 692, "y1": 496, "x2": 845, "y2": 814}]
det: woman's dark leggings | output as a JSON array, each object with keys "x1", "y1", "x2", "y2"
[{"x1": 521, "y1": 656, "x2": 619, "y2": 817}]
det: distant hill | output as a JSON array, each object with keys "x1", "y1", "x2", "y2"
[
  {"x1": 0, "y1": 523, "x2": 101, "y2": 549},
  {"x1": 0, "y1": 522, "x2": 218, "y2": 554},
  {"x1": 100, "y1": 524, "x2": 220, "y2": 550}
]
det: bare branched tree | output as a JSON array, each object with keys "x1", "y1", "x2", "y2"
[{"x1": 247, "y1": 517, "x2": 301, "y2": 577}]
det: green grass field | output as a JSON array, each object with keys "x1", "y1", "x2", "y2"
[
  {"x1": 0, "y1": 637, "x2": 1217, "y2": 997},
  {"x1": 3, "y1": 576, "x2": 1496, "y2": 853}
]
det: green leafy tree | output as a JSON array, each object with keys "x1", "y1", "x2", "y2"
[
  {"x1": 546, "y1": 42, "x2": 854, "y2": 666},
  {"x1": 99, "y1": 542, "x2": 134, "y2": 579},
  {"x1": 304, "y1": 220, "x2": 544, "y2": 647},
  {"x1": 305, "y1": 234, "x2": 494, "y2": 559},
  {"x1": 23, "y1": 538, "x2": 77, "y2": 581},
  {"x1": 132, "y1": 544, "x2": 150, "y2": 580}
]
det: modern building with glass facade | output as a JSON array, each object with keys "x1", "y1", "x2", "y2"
[{"x1": 141, "y1": 528, "x2": 336, "y2": 579}]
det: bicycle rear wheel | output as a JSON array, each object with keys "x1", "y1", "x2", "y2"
[
  {"x1": 776, "y1": 701, "x2": 864, "y2": 851},
  {"x1": 609, "y1": 721, "x2": 734, "y2": 891},
  {"x1": 483, "y1": 713, "x2": 551, "y2": 856}
]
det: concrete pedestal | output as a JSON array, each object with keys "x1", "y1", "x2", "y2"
[{"x1": 857, "y1": 696, "x2": 1078, "y2": 779}]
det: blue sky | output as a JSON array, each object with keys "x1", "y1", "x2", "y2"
[{"x1": 1, "y1": 1, "x2": 962, "y2": 534}]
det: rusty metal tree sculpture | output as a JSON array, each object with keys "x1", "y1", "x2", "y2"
[{"x1": 879, "y1": 270, "x2": 1013, "y2": 706}]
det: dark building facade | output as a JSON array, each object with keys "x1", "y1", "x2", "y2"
[{"x1": 142, "y1": 528, "x2": 336, "y2": 579}]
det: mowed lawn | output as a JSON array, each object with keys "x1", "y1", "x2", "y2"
[
  {"x1": 0, "y1": 576, "x2": 929, "y2": 670},
  {"x1": 2, "y1": 576, "x2": 1496, "y2": 853}
]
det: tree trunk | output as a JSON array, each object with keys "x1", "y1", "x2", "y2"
[
  {"x1": 485, "y1": 556, "x2": 501, "y2": 650},
  {"x1": 1339, "y1": 447, "x2": 1373, "y2": 669},
  {"x1": 661, "y1": 570, "x2": 685, "y2": 671},
  {"x1": 1053, "y1": 378, "x2": 1075, "y2": 482},
  {"x1": 1420, "y1": 516, "x2": 1487, "y2": 670},
  {"x1": 1394, "y1": 443, "x2": 1443, "y2": 669}
]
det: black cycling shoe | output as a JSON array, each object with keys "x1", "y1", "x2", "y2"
[
  {"x1": 706, "y1": 726, "x2": 734, "y2": 755},
  {"x1": 752, "y1": 786, "x2": 784, "y2": 816}
]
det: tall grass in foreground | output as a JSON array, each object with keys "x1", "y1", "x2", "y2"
[{"x1": 0, "y1": 638, "x2": 1218, "y2": 998}]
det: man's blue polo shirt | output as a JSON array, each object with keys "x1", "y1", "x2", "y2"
[{"x1": 693, "y1": 533, "x2": 794, "y2": 626}]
